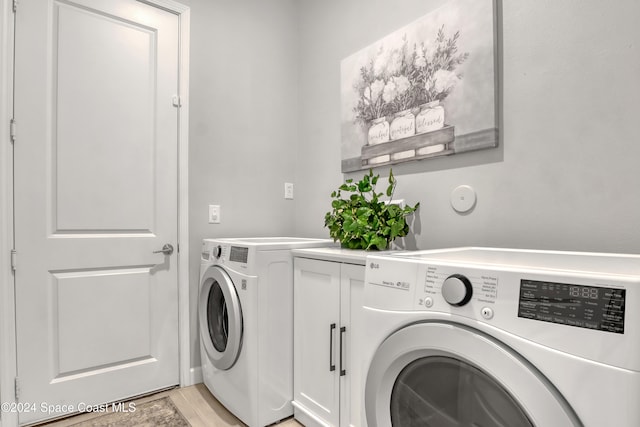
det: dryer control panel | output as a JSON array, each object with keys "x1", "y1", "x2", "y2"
[
  {"x1": 229, "y1": 246, "x2": 249, "y2": 263},
  {"x1": 517, "y1": 279, "x2": 625, "y2": 334},
  {"x1": 201, "y1": 241, "x2": 250, "y2": 268}
]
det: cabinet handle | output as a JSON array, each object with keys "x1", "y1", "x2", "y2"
[
  {"x1": 339, "y1": 326, "x2": 346, "y2": 377},
  {"x1": 329, "y1": 323, "x2": 336, "y2": 372}
]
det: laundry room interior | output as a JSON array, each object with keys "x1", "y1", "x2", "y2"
[{"x1": 1, "y1": 0, "x2": 639, "y2": 426}]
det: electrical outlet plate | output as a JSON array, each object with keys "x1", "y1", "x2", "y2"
[{"x1": 284, "y1": 183, "x2": 294, "y2": 200}]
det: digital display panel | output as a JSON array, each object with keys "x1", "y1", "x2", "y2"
[
  {"x1": 518, "y1": 279, "x2": 625, "y2": 334},
  {"x1": 229, "y1": 246, "x2": 249, "y2": 264}
]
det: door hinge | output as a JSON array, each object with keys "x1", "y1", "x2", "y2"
[
  {"x1": 12, "y1": 0, "x2": 17, "y2": 13},
  {"x1": 171, "y1": 95, "x2": 181, "y2": 108},
  {"x1": 10, "y1": 119, "x2": 16, "y2": 144},
  {"x1": 15, "y1": 377, "x2": 20, "y2": 401},
  {"x1": 11, "y1": 249, "x2": 16, "y2": 272}
]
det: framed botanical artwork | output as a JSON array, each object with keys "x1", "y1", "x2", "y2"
[{"x1": 340, "y1": 0, "x2": 499, "y2": 173}]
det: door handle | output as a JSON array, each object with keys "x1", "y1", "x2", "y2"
[{"x1": 153, "y1": 243, "x2": 174, "y2": 256}]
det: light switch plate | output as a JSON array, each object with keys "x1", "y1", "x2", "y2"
[{"x1": 208, "y1": 205, "x2": 221, "y2": 223}]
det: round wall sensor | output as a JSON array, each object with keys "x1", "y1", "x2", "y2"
[{"x1": 450, "y1": 185, "x2": 476, "y2": 214}]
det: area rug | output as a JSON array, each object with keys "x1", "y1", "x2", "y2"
[{"x1": 69, "y1": 396, "x2": 190, "y2": 427}]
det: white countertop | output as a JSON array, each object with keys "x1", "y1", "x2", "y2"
[{"x1": 292, "y1": 247, "x2": 397, "y2": 265}]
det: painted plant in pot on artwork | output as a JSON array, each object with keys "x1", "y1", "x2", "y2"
[
  {"x1": 324, "y1": 169, "x2": 419, "y2": 250},
  {"x1": 353, "y1": 26, "x2": 468, "y2": 148}
]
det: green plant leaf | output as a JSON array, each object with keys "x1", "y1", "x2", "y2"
[
  {"x1": 358, "y1": 180, "x2": 371, "y2": 193},
  {"x1": 356, "y1": 206, "x2": 372, "y2": 218},
  {"x1": 343, "y1": 217, "x2": 356, "y2": 232},
  {"x1": 369, "y1": 235, "x2": 388, "y2": 250},
  {"x1": 390, "y1": 220, "x2": 405, "y2": 237}
]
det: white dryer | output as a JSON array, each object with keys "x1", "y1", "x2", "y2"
[
  {"x1": 199, "y1": 237, "x2": 334, "y2": 427},
  {"x1": 361, "y1": 247, "x2": 640, "y2": 427}
]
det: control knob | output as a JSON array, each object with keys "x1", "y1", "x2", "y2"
[
  {"x1": 213, "y1": 245, "x2": 222, "y2": 259},
  {"x1": 442, "y1": 274, "x2": 473, "y2": 306}
]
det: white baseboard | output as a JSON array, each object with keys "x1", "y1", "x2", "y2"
[{"x1": 188, "y1": 366, "x2": 203, "y2": 386}]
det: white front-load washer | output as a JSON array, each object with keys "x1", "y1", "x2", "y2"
[
  {"x1": 360, "y1": 247, "x2": 640, "y2": 427},
  {"x1": 199, "y1": 237, "x2": 334, "y2": 427}
]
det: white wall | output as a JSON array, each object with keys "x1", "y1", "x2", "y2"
[
  {"x1": 295, "y1": 0, "x2": 640, "y2": 254},
  {"x1": 187, "y1": 0, "x2": 299, "y2": 369}
]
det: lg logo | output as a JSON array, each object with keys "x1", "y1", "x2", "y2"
[{"x1": 370, "y1": 262, "x2": 379, "y2": 269}]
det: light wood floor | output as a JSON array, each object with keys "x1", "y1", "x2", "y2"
[{"x1": 40, "y1": 384, "x2": 303, "y2": 427}]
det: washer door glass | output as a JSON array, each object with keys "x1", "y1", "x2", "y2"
[
  {"x1": 365, "y1": 322, "x2": 581, "y2": 427},
  {"x1": 207, "y1": 281, "x2": 230, "y2": 353},
  {"x1": 391, "y1": 356, "x2": 532, "y2": 427},
  {"x1": 198, "y1": 266, "x2": 243, "y2": 370}
]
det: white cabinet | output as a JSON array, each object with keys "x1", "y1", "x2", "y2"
[{"x1": 293, "y1": 250, "x2": 366, "y2": 427}]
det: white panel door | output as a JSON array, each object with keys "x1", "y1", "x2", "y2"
[{"x1": 13, "y1": 0, "x2": 180, "y2": 424}]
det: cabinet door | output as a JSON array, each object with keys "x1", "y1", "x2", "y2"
[
  {"x1": 340, "y1": 264, "x2": 365, "y2": 427},
  {"x1": 294, "y1": 258, "x2": 341, "y2": 427}
]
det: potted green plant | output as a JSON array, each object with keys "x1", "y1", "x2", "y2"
[{"x1": 324, "y1": 169, "x2": 419, "y2": 250}]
